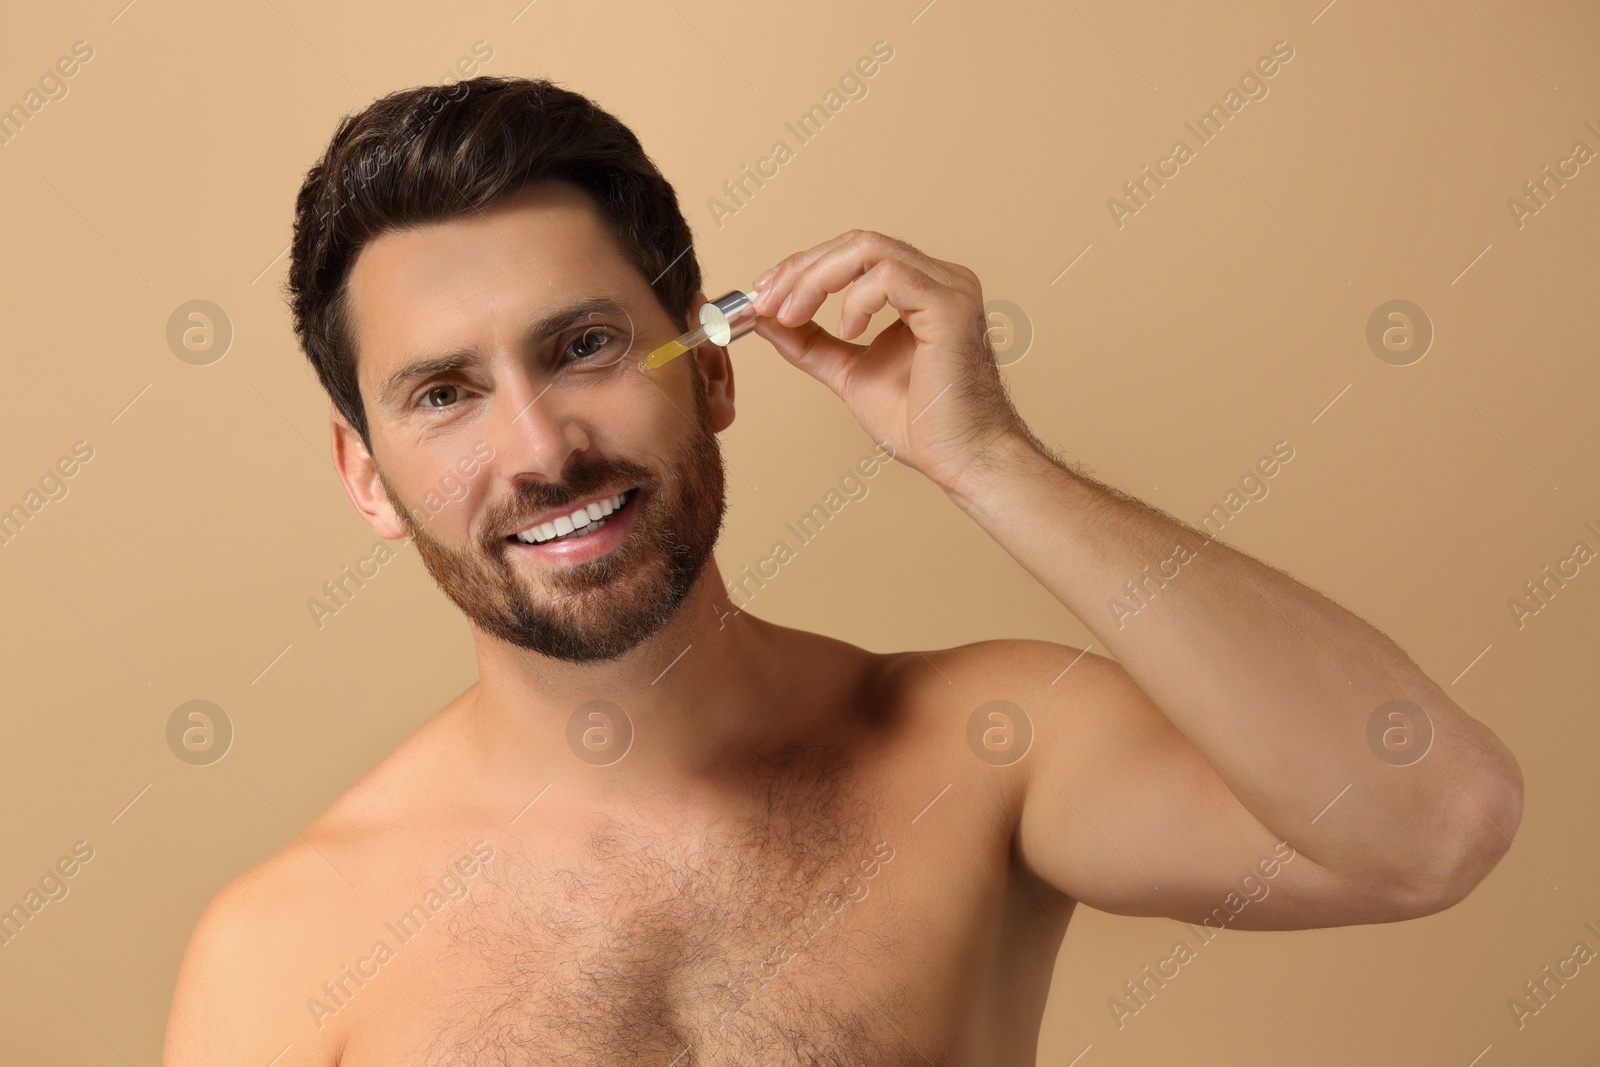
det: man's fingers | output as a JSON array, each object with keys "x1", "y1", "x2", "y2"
[
  {"x1": 836, "y1": 258, "x2": 956, "y2": 341},
  {"x1": 924, "y1": 256, "x2": 978, "y2": 292},
  {"x1": 768, "y1": 232, "x2": 962, "y2": 329},
  {"x1": 756, "y1": 231, "x2": 861, "y2": 303},
  {"x1": 757, "y1": 230, "x2": 969, "y2": 320}
]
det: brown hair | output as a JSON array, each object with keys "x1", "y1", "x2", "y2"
[{"x1": 285, "y1": 75, "x2": 703, "y2": 449}]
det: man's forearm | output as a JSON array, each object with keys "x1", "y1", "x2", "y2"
[{"x1": 945, "y1": 430, "x2": 1522, "y2": 898}]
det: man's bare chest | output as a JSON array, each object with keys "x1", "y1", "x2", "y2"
[
  {"x1": 423, "y1": 825, "x2": 923, "y2": 1064},
  {"x1": 334, "y1": 745, "x2": 982, "y2": 1065}
]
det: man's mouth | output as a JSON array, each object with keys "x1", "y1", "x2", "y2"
[{"x1": 508, "y1": 488, "x2": 639, "y2": 545}]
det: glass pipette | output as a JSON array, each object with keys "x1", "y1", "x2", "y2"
[{"x1": 638, "y1": 289, "x2": 762, "y2": 370}]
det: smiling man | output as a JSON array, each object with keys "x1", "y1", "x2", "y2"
[{"x1": 164, "y1": 76, "x2": 1523, "y2": 1065}]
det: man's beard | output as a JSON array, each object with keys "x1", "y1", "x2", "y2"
[{"x1": 379, "y1": 394, "x2": 727, "y2": 663}]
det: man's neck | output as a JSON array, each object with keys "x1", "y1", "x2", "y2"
[{"x1": 463, "y1": 567, "x2": 794, "y2": 789}]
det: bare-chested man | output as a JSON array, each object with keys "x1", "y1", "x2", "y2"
[{"x1": 163, "y1": 76, "x2": 1522, "y2": 1066}]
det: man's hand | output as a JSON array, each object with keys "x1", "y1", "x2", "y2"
[{"x1": 750, "y1": 229, "x2": 1028, "y2": 493}]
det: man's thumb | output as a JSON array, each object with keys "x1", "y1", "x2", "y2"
[{"x1": 753, "y1": 317, "x2": 853, "y2": 396}]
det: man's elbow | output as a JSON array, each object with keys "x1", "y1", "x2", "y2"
[{"x1": 1391, "y1": 760, "x2": 1525, "y2": 920}]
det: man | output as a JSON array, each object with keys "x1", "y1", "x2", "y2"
[{"x1": 164, "y1": 75, "x2": 1522, "y2": 1065}]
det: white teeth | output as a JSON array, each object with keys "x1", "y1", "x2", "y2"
[{"x1": 513, "y1": 490, "x2": 631, "y2": 544}]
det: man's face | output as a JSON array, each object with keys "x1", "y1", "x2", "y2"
[{"x1": 341, "y1": 181, "x2": 730, "y2": 662}]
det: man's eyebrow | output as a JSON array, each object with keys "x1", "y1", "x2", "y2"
[{"x1": 376, "y1": 295, "x2": 633, "y2": 407}]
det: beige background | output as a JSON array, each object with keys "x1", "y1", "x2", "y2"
[{"x1": 0, "y1": 0, "x2": 1595, "y2": 1062}]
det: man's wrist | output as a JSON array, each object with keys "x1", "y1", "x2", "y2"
[{"x1": 940, "y1": 429, "x2": 1052, "y2": 516}]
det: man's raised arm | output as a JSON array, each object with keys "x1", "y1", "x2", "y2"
[
  {"x1": 749, "y1": 228, "x2": 1523, "y2": 924},
  {"x1": 945, "y1": 432, "x2": 1522, "y2": 922}
]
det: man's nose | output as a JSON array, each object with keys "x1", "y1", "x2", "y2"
[{"x1": 487, "y1": 369, "x2": 592, "y2": 483}]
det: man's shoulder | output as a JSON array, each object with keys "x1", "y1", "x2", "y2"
[
  {"x1": 870, "y1": 636, "x2": 1123, "y2": 804},
  {"x1": 165, "y1": 691, "x2": 475, "y2": 1064},
  {"x1": 184, "y1": 832, "x2": 351, "y2": 965},
  {"x1": 165, "y1": 773, "x2": 451, "y2": 1062},
  {"x1": 876, "y1": 635, "x2": 1109, "y2": 707},
  {"x1": 165, "y1": 832, "x2": 354, "y2": 1064}
]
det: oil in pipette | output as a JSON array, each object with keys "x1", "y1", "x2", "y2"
[
  {"x1": 637, "y1": 289, "x2": 761, "y2": 372},
  {"x1": 639, "y1": 336, "x2": 694, "y2": 371}
]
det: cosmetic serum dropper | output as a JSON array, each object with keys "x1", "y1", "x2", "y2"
[{"x1": 638, "y1": 289, "x2": 761, "y2": 370}]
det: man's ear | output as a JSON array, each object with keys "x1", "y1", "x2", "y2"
[
  {"x1": 329, "y1": 408, "x2": 408, "y2": 540},
  {"x1": 684, "y1": 290, "x2": 736, "y2": 433}
]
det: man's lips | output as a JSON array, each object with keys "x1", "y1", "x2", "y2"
[
  {"x1": 501, "y1": 487, "x2": 641, "y2": 564},
  {"x1": 505, "y1": 487, "x2": 639, "y2": 546}
]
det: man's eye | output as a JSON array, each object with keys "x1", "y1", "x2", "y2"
[
  {"x1": 566, "y1": 327, "x2": 617, "y2": 363},
  {"x1": 420, "y1": 384, "x2": 464, "y2": 408}
]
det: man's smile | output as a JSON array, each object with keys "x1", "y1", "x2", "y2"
[{"x1": 503, "y1": 486, "x2": 642, "y2": 563}]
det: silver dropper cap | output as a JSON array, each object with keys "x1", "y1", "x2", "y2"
[{"x1": 699, "y1": 289, "x2": 762, "y2": 347}]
